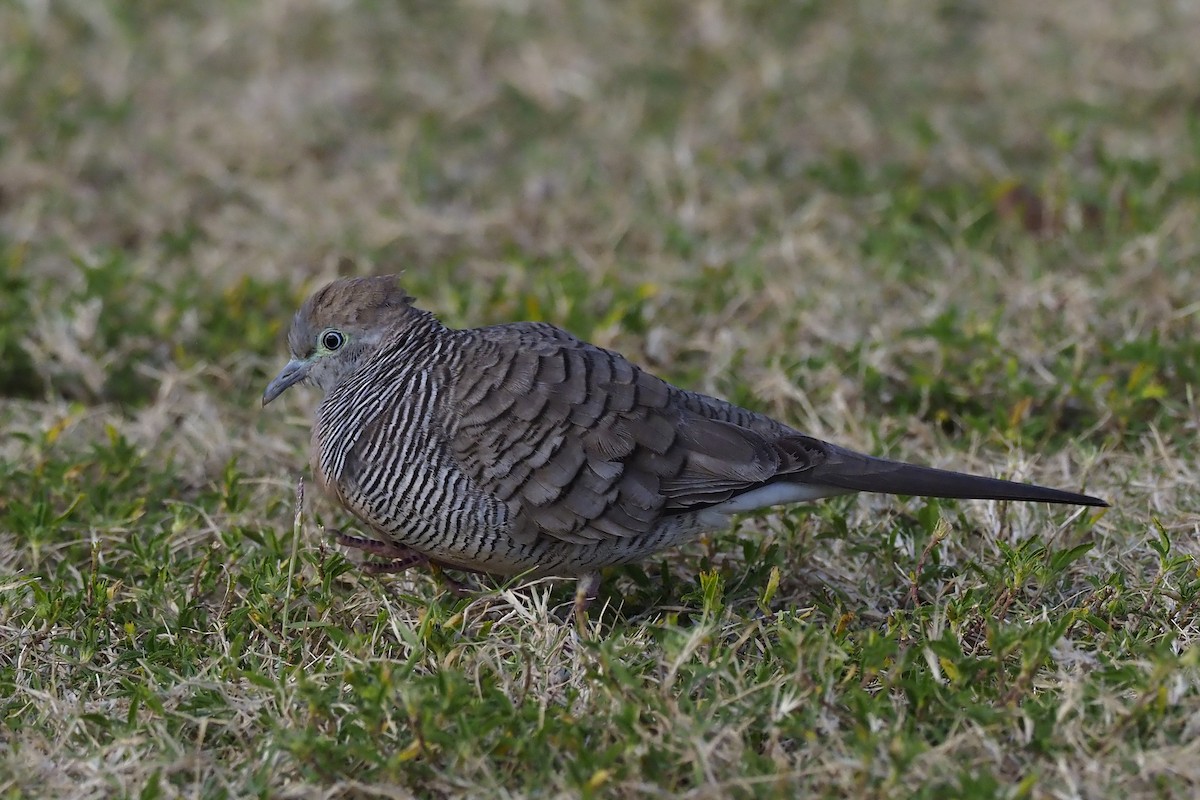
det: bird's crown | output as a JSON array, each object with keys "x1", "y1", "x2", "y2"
[{"x1": 288, "y1": 275, "x2": 418, "y2": 357}]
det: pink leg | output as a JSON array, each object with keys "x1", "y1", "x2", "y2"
[
  {"x1": 330, "y1": 529, "x2": 474, "y2": 596},
  {"x1": 334, "y1": 530, "x2": 427, "y2": 569}
]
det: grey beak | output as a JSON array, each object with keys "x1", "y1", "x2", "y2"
[{"x1": 262, "y1": 358, "x2": 311, "y2": 406}]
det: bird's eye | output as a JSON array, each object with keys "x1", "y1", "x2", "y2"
[{"x1": 320, "y1": 329, "x2": 345, "y2": 351}]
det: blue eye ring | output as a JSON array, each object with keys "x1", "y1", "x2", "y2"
[{"x1": 320, "y1": 329, "x2": 345, "y2": 351}]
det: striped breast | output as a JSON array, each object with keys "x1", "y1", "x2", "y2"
[{"x1": 311, "y1": 343, "x2": 516, "y2": 571}]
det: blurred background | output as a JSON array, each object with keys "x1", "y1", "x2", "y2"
[
  {"x1": 3, "y1": 2, "x2": 1196, "y2": 455},
  {"x1": 2, "y1": 2, "x2": 1200, "y2": 795}
]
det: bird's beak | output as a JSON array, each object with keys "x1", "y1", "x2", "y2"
[{"x1": 262, "y1": 358, "x2": 311, "y2": 406}]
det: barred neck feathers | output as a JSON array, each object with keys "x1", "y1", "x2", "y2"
[{"x1": 311, "y1": 325, "x2": 449, "y2": 478}]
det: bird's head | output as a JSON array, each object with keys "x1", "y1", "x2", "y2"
[{"x1": 262, "y1": 275, "x2": 428, "y2": 406}]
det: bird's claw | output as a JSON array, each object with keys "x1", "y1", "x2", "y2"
[{"x1": 328, "y1": 528, "x2": 475, "y2": 596}]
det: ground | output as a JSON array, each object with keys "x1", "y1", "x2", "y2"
[{"x1": 1, "y1": 1, "x2": 1199, "y2": 798}]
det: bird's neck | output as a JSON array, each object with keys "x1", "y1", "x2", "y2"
[{"x1": 379, "y1": 308, "x2": 451, "y2": 358}]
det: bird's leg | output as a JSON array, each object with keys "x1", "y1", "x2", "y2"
[
  {"x1": 330, "y1": 529, "x2": 475, "y2": 596},
  {"x1": 574, "y1": 571, "x2": 602, "y2": 629},
  {"x1": 333, "y1": 529, "x2": 426, "y2": 568}
]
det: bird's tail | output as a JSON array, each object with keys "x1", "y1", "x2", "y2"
[{"x1": 804, "y1": 442, "x2": 1108, "y2": 507}]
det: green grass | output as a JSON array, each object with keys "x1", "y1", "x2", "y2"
[{"x1": 2, "y1": 1, "x2": 1199, "y2": 797}]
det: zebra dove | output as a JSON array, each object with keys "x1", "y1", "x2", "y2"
[{"x1": 263, "y1": 275, "x2": 1107, "y2": 608}]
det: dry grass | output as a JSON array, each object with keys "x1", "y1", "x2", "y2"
[{"x1": 2, "y1": 1, "x2": 1199, "y2": 797}]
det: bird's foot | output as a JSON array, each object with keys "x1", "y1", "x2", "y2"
[
  {"x1": 332, "y1": 529, "x2": 428, "y2": 571},
  {"x1": 330, "y1": 529, "x2": 475, "y2": 597}
]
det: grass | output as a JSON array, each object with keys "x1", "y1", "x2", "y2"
[{"x1": 2, "y1": 0, "x2": 1199, "y2": 797}]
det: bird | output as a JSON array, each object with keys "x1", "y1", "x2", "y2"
[{"x1": 263, "y1": 275, "x2": 1107, "y2": 615}]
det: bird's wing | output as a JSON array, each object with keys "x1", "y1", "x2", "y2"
[
  {"x1": 446, "y1": 325, "x2": 1107, "y2": 548},
  {"x1": 446, "y1": 323, "x2": 817, "y2": 545}
]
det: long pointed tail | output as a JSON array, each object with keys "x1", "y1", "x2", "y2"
[{"x1": 805, "y1": 442, "x2": 1108, "y2": 507}]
